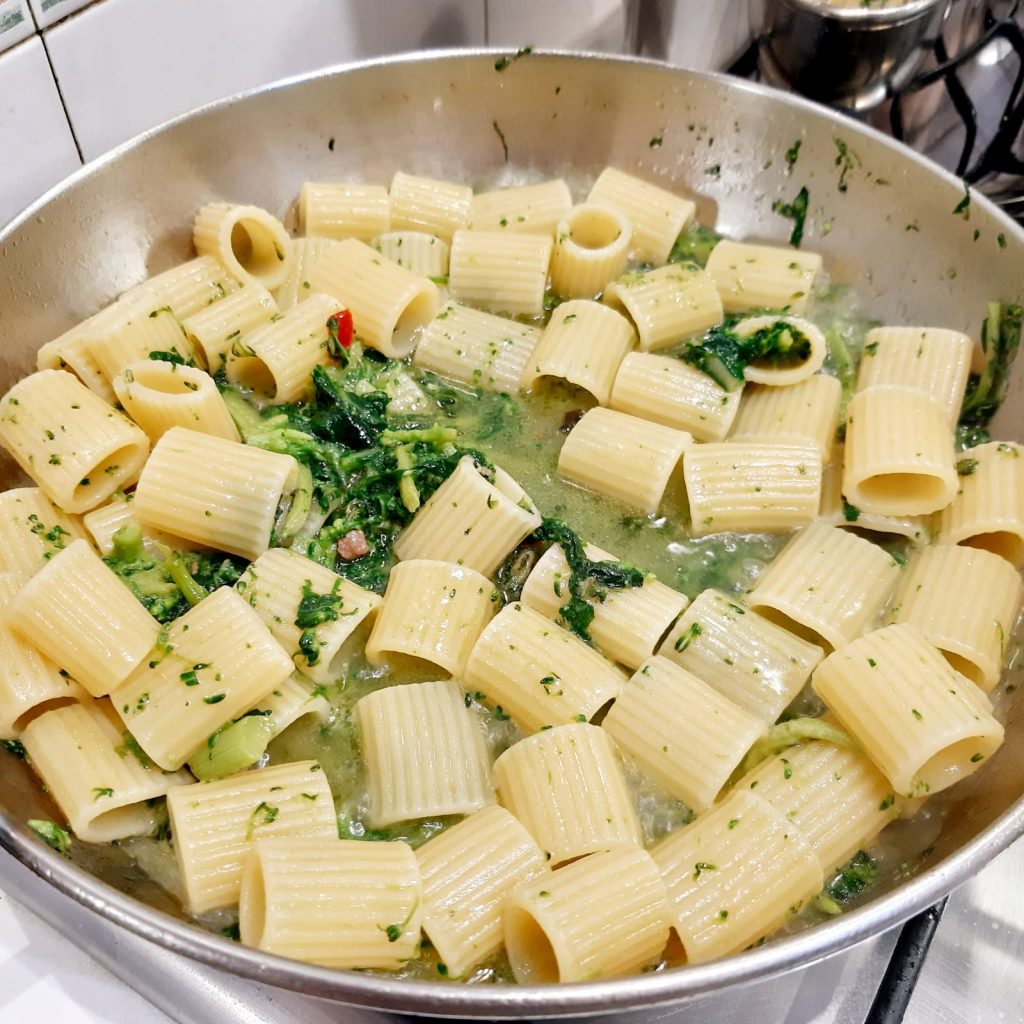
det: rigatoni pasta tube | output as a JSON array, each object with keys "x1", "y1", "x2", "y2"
[
  {"x1": 85, "y1": 304, "x2": 195, "y2": 387},
  {"x1": 365, "y1": 559, "x2": 497, "y2": 677},
  {"x1": 192, "y1": 202, "x2": 293, "y2": 291},
  {"x1": 521, "y1": 300, "x2": 635, "y2": 406},
  {"x1": 0, "y1": 572, "x2": 85, "y2": 739},
  {"x1": 609, "y1": 352, "x2": 742, "y2": 443},
  {"x1": 464, "y1": 602, "x2": 627, "y2": 733},
  {"x1": 120, "y1": 255, "x2": 240, "y2": 320},
  {"x1": 843, "y1": 386, "x2": 957, "y2": 516},
  {"x1": 240, "y1": 837, "x2": 421, "y2": 969},
  {"x1": 730, "y1": 315, "x2": 827, "y2": 386},
  {"x1": 113, "y1": 361, "x2": 239, "y2": 442},
  {"x1": 652, "y1": 789, "x2": 823, "y2": 964},
  {"x1": 225, "y1": 292, "x2": 339, "y2": 403},
  {"x1": 683, "y1": 441, "x2": 821, "y2": 535},
  {"x1": 37, "y1": 317, "x2": 116, "y2": 402},
  {"x1": 449, "y1": 230, "x2": 552, "y2": 317},
  {"x1": 114, "y1": 587, "x2": 295, "y2": 770},
  {"x1": 0, "y1": 487, "x2": 86, "y2": 573},
  {"x1": 416, "y1": 806, "x2": 548, "y2": 978},
  {"x1": 729, "y1": 374, "x2": 841, "y2": 461},
  {"x1": 548, "y1": 203, "x2": 631, "y2": 298},
  {"x1": 132, "y1": 427, "x2": 298, "y2": 560},
  {"x1": 603, "y1": 657, "x2": 764, "y2": 812},
  {"x1": 355, "y1": 679, "x2": 494, "y2": 827},
  {"x1": 705, "y1": 239, "x2": 822, "y2": 315},
  {"x1": 493, "y1": 722, "x2": 641, "y2": 865},
  {"x1": 303, "y1": 238, "x2": 439, "y2": 358},
  {"x1": 936, "y1": 440, "x2": 1024, "y2": 567},
  {"x1": 394, "y1": 456, "x2": 541, "y2": 576},
  {"x1": 469, "y1": 179, "x2": 572, "y2": 236},
  {"x1": 504, "y1": 847, "x2": 670, "y2": 983},
  {"x1": 244, "y1": 673, "x2": 330, "y2": 738},
  {"x1": 586, "y1": 167, "x2": 695, "y2": 264},
  {"x1": 520, "y1": 540, "x2": 687, "y2": 671},
  {"x1": 5, "y1": 539, "x2": 159, "y2": 698},
  {"x1": 413, "y1": 303, "x2": 540, "y2": 394},
  {"x1": 748, "y1": 523, "x2": 901, "y2": 651},
  {"x1": 657, "y1": 590, "x2": 823, "y2": 726},
  {"x1": 856, "y1": 326, "x2": 972, "y2": 425},
  {"x1": 20, "y1": 699, "x2": 192, "y2": 842},
  {"x1": 892, "y1": 544, "x2": 1022, "y2": 691},
  {"x1": 558, "y1": 407, "x2": 691, "y2": 515},
  {"x1": 603, "y1": 264, "x2": 723, "y2": 353},
  {"x1": 0, "y1": 369, "x2": 150, "y2": 514},
  {"x1": 167, "y1": 759, "x2": 336, "y2": 913},
  {"x1": 819, "y1": 448, "x2": 931, "y2": 542},
  {"x1": 236, "y1": 548, "x2": 381, "y2": 683},
  {"x1": 389, "y1": 171, "x2": 472, "y2": 242},
  {"x1": 373, "y1": 232, "x2": 449, "y2": 279},
  {"x1": 180, "y1": 281, "x2": 278, "y2": 374},
  {"x1": 738, "y1": 741, "x2": 897, "y2": 872},
  {"x1": 299, "y1": 181, "x2": 390, "y2": 241},
  {"x1": 812, "y1": 623, "x2": 1004, "y2": 797}
]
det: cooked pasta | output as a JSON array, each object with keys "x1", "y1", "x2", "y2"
[{"x1": 4, "y1": 163, "x2": 1023, "y2": 992}]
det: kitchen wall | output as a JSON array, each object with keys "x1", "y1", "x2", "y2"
[{"x1": 0, "y1": 0, "x2": 750, "y2": 227}]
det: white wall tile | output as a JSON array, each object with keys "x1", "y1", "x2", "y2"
[
  {"x1": 0, "y1": 36, "x2": 81, "y2": 228},
  {"x1": 28, "y1": 0, "x2": 97, "y2": 31},
  {"x1": 487, "y1": 0, "x2": 629, "y2": 52},
  {"x1": 46, "y1": 0, "x2": 486, "y2": 161},
  {"x1": 0, "y1": 0, "x2": 34, "y2": 54}
]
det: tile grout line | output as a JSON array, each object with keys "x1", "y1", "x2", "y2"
[{"x1": 36, "y1": 27, "x2": 83, "y2": 163}]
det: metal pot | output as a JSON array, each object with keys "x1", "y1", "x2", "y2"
[
  {"x1": 752, "y1": 0, "x2": 952, "y2": 110},
  {"x1": 1, "y1": 50, "x2": 1023, "y2": 1019}
]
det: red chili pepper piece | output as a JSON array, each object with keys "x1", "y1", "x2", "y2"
[{"x1": 327, "y1": 309, "x2": 354, "y2": 351}]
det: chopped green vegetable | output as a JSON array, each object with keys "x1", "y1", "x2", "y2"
[
  {"x1": 188, "y1": 715, "x2": 275, "y2": 781},
  {"x1": 736, "y1": 718, "x2": 860, "y2": 778},
  {"x1": 295, "y1": 577, "x2": 348, "y2": 664},
  {"x1": 959, "y1": 302, "x2": 1023, "y2": 431},
  {"x1": 667, "y1": 222, "x2": 722, "y2": 269},
  {"x1": 103, "y1": 521, "x2": 243, "y2": 622},
  {"x1": 534, "y1": 519, "x2": 644, "y2": 642},
  {"x1": 683, "y1": 317, "x2": 814, "y2": 392},
  {"x1": 0, "y1": 738, "x2": 26, "y2": 758},
  {"x1": 772, "y1": 186, "x2": 810, "y2": 247},
  {"x1": 27, "y1": 819, "x2": 71, "y2": 855}
]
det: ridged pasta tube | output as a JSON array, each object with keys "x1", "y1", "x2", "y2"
[
  {"x1": 493, "y1": 722, "x2": 641, "y2": 865},
  {"x1": 0, "y1": 369, "x2": 150, "y2": 514},
  {"x1": 5, "y1": 539, "x2": 159, "y2": 698},
  {"x1": 0, "y1": 487, "x2": 87, "y2": 574},
  {"x1": 603, "y1": 264, "x2": 723, "y2": 353},
  {"x1": 469, "y1": 179, "x2": 572, "y2": 236},
  {"x1": 586, "y1": 167, "x2": 695, "y2": 264},
  {"x1": 180, "y1": 281, "x2": 278, "y2": 374},
  {"x1": 504, "y1": 846, "x2": 670, "y2": 982},
  {"x1": 812, "y1": 623, "x2": 1003, "y2": 797},
  {"x1": 730, "y1": 374, "x2": 840, "y2": 459},
  {"x1": 843, "y1": 386, "x2": 957, "y2": 516},
  {"x1": 299, "y1": 182, "x2": 390, "y2": 241},
  {"x1": 355, "y1": 678, "x2": 494, "y2": 827},
  {"x1": 192, "y1": 202, "x2": 293, "y2": 291},
  {"x1": 549, "y1": 203, "x2": 631, "y2": 298},
  {"x1": 389, "y1": 171, "x2": 472, "y2": 242},
  {"x1": 521, "y1": 300, "x2": 635, "y2": 405},
  {"x1": 132, "y1": 427, "x2": 298, "y2": 560},
  {"x1": 705, "y1": 239, "x2": 822, "y2": 315},
  {"x1": 240, "y1": 836, "x2": 422, "y2": 969},
  {"x1": 449, "y1": 230, "x2": 552, "y2": 317},
  {"x1": 416, "y1": 805, "x2": 548, "y2": 978},
  {"x1": 113, "y1": 361, "x2": 239, "y2": 442}
]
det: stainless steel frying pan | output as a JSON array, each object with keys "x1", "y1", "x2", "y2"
[{"x1": 1, "y1": 50, "x2": 1022, "y2": 1019}]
